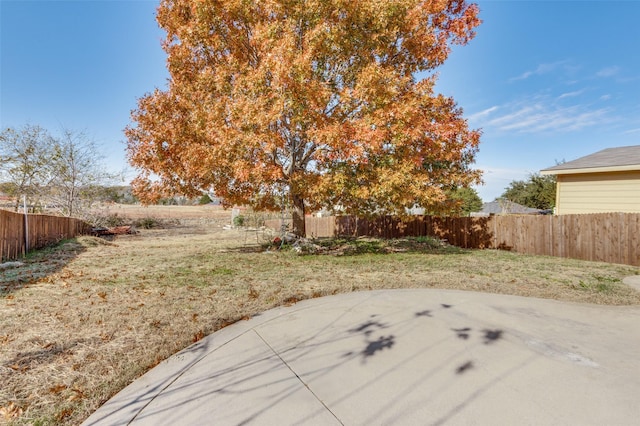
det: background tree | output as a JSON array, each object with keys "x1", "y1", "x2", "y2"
[
  {"x1": 47, "y1": 128, "x2": 116, "y2": 216},
  {"x1": 127, "y1": 0, "x2": 483, "y2": 236},
  {"x1": 1, "y1": 125, "x2": 118, "y2": 216},
  {"x1": 449, "y1": 187, "x2": 483, "y2": 216},
  {"x1": 199, "y1": 193, "x2": 213, "y2": 205},
  {"x1": 94, "y1": 186, "x2": 139, "y2": 204},
  {"x1": 0, "y1": 124, "x2": 53, "y2": 211},
  {"x1": 501, "y1": 173, "x2": 556, "y2": 210}
]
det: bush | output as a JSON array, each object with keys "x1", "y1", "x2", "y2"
[
  {"x1": 86, "y1": 212, "x2": 127, "y2": 228},
  {"x1": 198, "y1": 193, "x2": 212, "y2": 205},
  {"x1": 233, "y1": 215, "x2": 245, "y2": 227},
  {"x1": 133, "y1": 217, "x2": 161, "y2": 229}
]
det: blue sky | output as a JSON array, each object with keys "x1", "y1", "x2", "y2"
[{"x1": 2, "y1": 1, "x2": 639, "y2": 202}]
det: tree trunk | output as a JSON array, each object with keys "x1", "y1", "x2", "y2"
[{"x1": 291, "y1": 194, "x2": 306, "y2": 237}]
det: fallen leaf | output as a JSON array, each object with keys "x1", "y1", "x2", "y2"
[
  {"x1": 49, "y1": 384, "x2": 67, "y2": 394},
  {"x1": 67, "y1": 387, "x2": 85, "y2": 401},
  {"x1": 193, "y1": 330, "x2": 205, "y2": 342},
  {"x1": 0, "y1": 402, "x2": 23, "y2": 419}
]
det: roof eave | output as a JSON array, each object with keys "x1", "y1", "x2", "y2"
[{"x1": 540, "y1": 164, "x2": 640, "y2": 175}]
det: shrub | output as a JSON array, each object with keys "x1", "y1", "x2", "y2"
[
  {"x1": 86, "y1": 212, "x2": 127, "y2": 228},
  {"x1": 133, "y1": 217, "x2": 161, "y2": 229},
  {"x1": 233, "y1": 215, "x2": 245, "y2": 227},
  {"x1": 198, "y1": 193, "x2": 212, "y2": 205}
]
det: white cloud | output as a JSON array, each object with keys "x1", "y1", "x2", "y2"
[
  {"x1": 596, "y1": 66, "x2": 620, "y2": 78},
  {"x1": 623, "y1": 128, "x2": 640, "y2": 135},
  {"x1": 486, "y1": 105, "x2": 540, "y2": 128},
  {"x1": 557, "y1": 89, "x2": 585, "y2": 99},
  {"x1": 509, "y1": 60, "x2": 570, "y2": 82},
  {"x1": 483, "y1": 97, "x2": 613, "y2": 134},
  {"x1": 468, "y1": 106, "x2": 499, "y2": 122},
  {"x1": 511, "y1": 70, "x2": 534, "y2": 81},
  {"x1": 471, "y1": 59, "x2": 631, "y2": 139}
]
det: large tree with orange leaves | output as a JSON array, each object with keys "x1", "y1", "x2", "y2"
[{"x1": 126, "y1": 0, "x2": 482, "y2": 236}]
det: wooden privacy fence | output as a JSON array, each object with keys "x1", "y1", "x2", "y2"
[
  {"x1": 265, "y1": 213, "x2": 640, "y2": 266},
  {"x1": 0, "y1": 209, "x2": 91, "y2": 261}
]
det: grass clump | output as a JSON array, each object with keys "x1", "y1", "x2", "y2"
[
  {"x1": 574, "y1": 275, "x2": 622, "y2": 294},
  {"x1": 132, "y1": 217, "x2": 161, "y2": 229},
  {"x1": 312, "y1": 235, "x2": 456, "y2": 255},
  {"x1": 84, "y1": 212, "x2": 129, "y2": 228}
]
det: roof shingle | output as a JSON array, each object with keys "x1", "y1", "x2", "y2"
[{"x1": 542, "y1": 145, "x2": 640, "y2": 173}]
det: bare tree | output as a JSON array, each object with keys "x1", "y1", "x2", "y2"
[
  {"x1": 0, "y1": 124, "x2": 53, "y2": 211},
  {"x1": 47, "y1": 128, "x2": 116, "y2": 217}
]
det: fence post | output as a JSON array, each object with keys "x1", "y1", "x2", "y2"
[{"x1": 23, "y1": 195, "x2": 29, "y2": 253}]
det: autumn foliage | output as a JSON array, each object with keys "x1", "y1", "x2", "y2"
[{"x1": 126, "y1": 0, "x2": 483, "y2": 235}]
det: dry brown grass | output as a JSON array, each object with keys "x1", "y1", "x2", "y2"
[{"x1": 1, "y1": 208, "x2": 639, "y2": 425}]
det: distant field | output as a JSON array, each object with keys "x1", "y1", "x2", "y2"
[
  {"x1": 3, "y1": 203, "x2": 235, "y2": 222},
  {"x1": 93, "y1": 203, "x2": 234, "y2": 220}
]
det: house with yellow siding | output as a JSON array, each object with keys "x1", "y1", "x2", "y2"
[{"x1": 540, "y1": 145, "x2": 640, "y2": 214}]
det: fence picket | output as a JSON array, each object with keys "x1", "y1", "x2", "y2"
[
  {"x1": 0, "y1": 209, "x2": 91, "y2": 261},
  {"x1": 265, "y1": 213, "x2": 640, "y2": 267}
]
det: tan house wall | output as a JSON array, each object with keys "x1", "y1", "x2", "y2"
[{"x1": 555, "y1": 171, "x2": 640, "y2": 214}]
